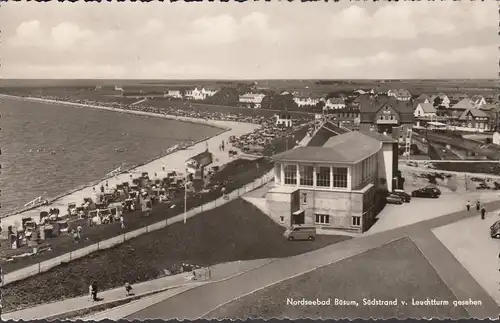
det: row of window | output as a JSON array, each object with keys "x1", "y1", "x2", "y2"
[
  {"x1": 379, "y1": 114, "x2": 396, "y2": 120},
  {"x1": 315, "y1": 213, "x2": 361, "y2": 226},
  {"x1": 283, "y1": 165, "x2": 348, "y2": 188}
]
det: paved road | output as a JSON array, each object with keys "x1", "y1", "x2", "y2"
[{"x1": 126, "y1": 202, "x2": 500, "y2": 320}]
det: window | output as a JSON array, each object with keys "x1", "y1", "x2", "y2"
[
  {"x1": 352, "y1": 216, "x2": 361, "y2": 226},
  {"x1": 302, "y1": 193, "x2": 307, "y2": 204},
  {"x1": 299, "y1": 165, "x2": 314, "y2": 186},
  {"x1": 284, "y1": 164, "x2": 297, "y2": 185},
  {"x1": 280, "y1": 216, "x2": 284, "y2": 223},
  {"x1": 332, "y1": 167, "x2": 348, "y2": 188},
  {"x1": 379, "y1": 115, "x2": 383, "y2": 120},
  {"x1": 315, "y1": 214, "x2": 330, "y2": 224},
  {"x1": 316, "y1": 166, "x2": 331, "y2": 187}
]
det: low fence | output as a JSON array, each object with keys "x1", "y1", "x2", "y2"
[{"x1": 2, "y1": 171, "x2": 275, "y2": 286}]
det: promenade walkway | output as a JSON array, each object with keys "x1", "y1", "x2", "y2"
[{"x1": 2, "y1": 259, "x2": 275, "y2": 320}]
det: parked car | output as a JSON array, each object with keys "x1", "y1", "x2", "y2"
[
  {"x1": 386, "y1": 194, "x2": 404, "y2": 205},
  {"x1": 424, "y1": 185, "x2": 441, "y2": 196},
  {"x1": 283, "y1": 225, "x2": 317, "y2": 241},
  {"x1": 490, "y1": 220, "x2": 500, "y2": 239},
  {"x1": 411, "y1": 187, "x2": 439, "y2": 198},
  {"x1": 392, "y1": 189, "x2": 411, "y2": 202}
]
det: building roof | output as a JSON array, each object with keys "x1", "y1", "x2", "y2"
[
  {"x1": 294, "y1": 91, "x2": 324, "y2": 99},
  {"x1": 415, "y1": 94, "x2": 431, "y2": 103},
  {"x1": 451, "y1": 98, "x2": 476, "y2": 110},
  {"x1": 480, "y1": 103, "x2": 499, "y2": 111},
  {"x1": 471, "y1": 94, "x2": 485, "y2": 103},
  {"x1": 458, "y1": 108, "x2": 488, "y2": 120},
  {"x1": 359, "y1": 95, "x2": 414, "y2": 123},
  {"x1": 388, "y1": 88, "x2": 412, "y2": 97},
  {"x1": 327, "y1": 98, "x2": 345, "y2": 104},
  {"x1": 273, "y1": 130, "x2": 394, "y2": 164},
  {"x1": 187, "y1": 151, "x2": 213, "y2": 166},
  {"x1": 417, "y1": 102, "x2": 437, "y2": 114}
]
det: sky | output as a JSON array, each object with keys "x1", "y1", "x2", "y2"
[{"x1": 0, "y1": 1, "x2": 498, "y2": 79}]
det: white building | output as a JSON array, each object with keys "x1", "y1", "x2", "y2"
[
  {"x1": 323, "y1": 98, "x2": 346, "y2": 111},
  {"x1": 165, "y1": 90, "x2": 183, "y2": 99},
  {"x1": 293, "y1": 92, "x2": 323, "y2": 107},
  {"x1": 413, "y1": 102, "x2": 437, "y2": 118},
  {"x1": 239, "y1": 93, "x2": 266, "y2": 109},
  {"x1": 275, "y1": 113, "x2": 293, "y2": 128},
  {"x1": 387, "y1": 89, "x2": 412, "y2": 101},
  {"x1": 201, "y1": 87, "x2": 219, "y2": 97}
]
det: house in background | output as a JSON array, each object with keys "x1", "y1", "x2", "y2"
[
  {"x1": 201, "y1": 87, "x2": 219, "y2": 97},
  {"x1": 293, "y1": 92, "x2": 324, "y2": 107},
  {"x1": 165, "y1": 90, "x2": 183, "y2": 99},
  {"x1": 239, "y1": 93, "x2": 266, "y2": 109},
  {"x1": 450, "y1": 98, "x2": 480, "y2": 111},
  {"x1": 414, "y1": 102, "x2": 437, "y2": 118},
  {"x1": 323, "y1": 98, "x2": 346, "y2": 111},
  {"x1": 430, "y1": 93, "x2": 451, "y2": 108},
  {"x1": 471, "y1": 95, "x2": 487, "y2": 108},
  {"x1": 275, "y1": 113, "x2": 293, "y2": 128},
  {"x1": 387, "y1": 89, "x2": 412, "y2": 101},
  {"x1": 414, "y1": 94, "x2": 431, "y2": 105},
  {"x1": 266, "y1": 130, "x2": 398, "y2": 233},
  {"x1": 359, "y1": 95, "x2": 414, "y2": 135},
  {"x1": 457, "y1": 108, "x2": 490, "y2": 131},
  {"x1": 184, "y1": 88, "x2": 205, "y2": 100}
]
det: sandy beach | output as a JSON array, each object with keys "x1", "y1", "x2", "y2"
[{"x1": 0, "y1": 95, "x2": 260, "y2": 230}]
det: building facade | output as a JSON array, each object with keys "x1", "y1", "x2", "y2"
[
  {"x1": 266, "y1": 131, "x2": 398, "y2": 233},
  {"x1": 239, "y1": 93, "x2": 266, "y2": 109},
  {"x1": 359, "y1": 95, "x2": 414, "y2": 135}
]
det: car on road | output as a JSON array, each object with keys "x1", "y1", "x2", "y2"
[
  {"x1": 386, "y1": 194, "x2": 404, "y2": 205},
  {"x1": 283, "y1": 225, "x2": 317, "y2": 241},
  {"x1": 392, "y1": 189, "x2": 411, "y2": 202},
  {"x1": 424, "y1": 185, "x2": 441, "y2": 196},
  {"x1": 411, "y1": 187, "x2": 440, "y2": 198},
  {"x1": 490, "y1": 220, "x2": 500, "y2": 239}
]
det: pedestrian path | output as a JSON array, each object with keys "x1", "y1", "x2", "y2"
[{"x1": 2, "y1": 258, "x2": 275, "y2": 320}]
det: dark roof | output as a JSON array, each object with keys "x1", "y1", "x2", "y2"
[
  {"x1": 187, "y1": 151, "x2": 213, "y2": 166},
  {"x1": 359, "y1": 95, "x2": 414, "y2": 123},
  {"x1": 458, "y1": 108, "x2": 488, "y2": 120},
  {"x1": 307, "y1": 121, "x2": 349, "y2": 147},
  {"x1": 273, "y1": 130, "x2": 394, "y2": 164}
]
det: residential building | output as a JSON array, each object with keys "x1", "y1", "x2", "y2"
[
  {"x1": 165, "y1": 90, "x2": 183, "y2": 99},
  {"x1": 323, "y1": 98, "x2": 346, "y2": 111},
  {"x1": 449, "y1": 93, "x2": 469, "y2": 105},
  {"x1": 450, "y1": 98, "x2": 479, "y2": 111},
  {"x1": 414, "y1": 102, "x2": 437, "y2": 118},
  {"x1": 430, "y1": 93, "x2": 451, "y2": 108},
  {"x1": 358, "y1": 95, "x2": 414, "y2": 135},
  {"x1": 186, "y1": 151, "x2": 213, "y2": 179},
  {"x1": 328, "y1": 107, "x2": 360, "y2": 126},
  {"x1": 293, "y1": 92, "x2": 324, "y2": 107},
  {"x1": 387, "y1": 89, "x2": 412, "y2": 101},
  {"x1": 201, "y1": 87, "x2": 219, "y2": 97},
  {"x1": 266, "y1": 130, "x2": 398, "y2": 233},
  {"x1": 184, "y1": 88, "x2": 205, "y2": 100},
  {"x1": 238, "y1": 93, "x2": 266, "y2": 109},
  {"x1": 414, "y1": 94, "x2": 431, "y2": 105},
  {"x1": 471, "y1": 95, "x2": 487, "y2": 108},
  {"x1": 275, "y1": 113, "x2": 293, "y2": 128},
  {"x1": 184, "y1": 87, "x2": 218, "y2": 100},
  {"x1": 457, "y1": 108, "x2": 490, "y2": 131}
]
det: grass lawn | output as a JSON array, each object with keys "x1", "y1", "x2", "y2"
[
  {"x1": 205, "y1": 237, "x2": 469, "y2": 320},
  {"x1": 2, "y1": 198, "x2": 349, "y2": 313},
  {"x1": 1, "y1": 125, "x2": 309, "y2": 272}
]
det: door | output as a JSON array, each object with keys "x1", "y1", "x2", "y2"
[{"x1": 292, "y1": 210, "x2": 305, "y2": 225}]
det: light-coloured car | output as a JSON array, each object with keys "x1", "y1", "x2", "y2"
[{"x1": 283, "y1": 225, "x2": 317, "y2": 241}]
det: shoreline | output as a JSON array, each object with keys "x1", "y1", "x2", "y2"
[{"x1": 0, "y1": 94, "x2": 259, "y2": 222}]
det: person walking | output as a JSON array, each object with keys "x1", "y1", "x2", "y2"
[
  {"x1": 89, "y1": 283, "x2": 93, "y2": 302},
  {"x1": 481, "y1": 206, "x2": 486, "y2": 220},
  {"x1": 476, "y1": 200, "x2": 481, "y2": 212},
  {"x1": 221, "y1": 186, "x2": 227, "y2": 200},
  {"x1": 125, "y1": 282, "x2": 133, "y2": 296},
  {"x1": 91, "y1": 281, "x2": 98, "y2": 302},
  {"x1": 466, "y1": 201, "x2": 471, "y2": 211},
  {"x1": 120, "y1": 215, "x2": 125, "y2": 230}
]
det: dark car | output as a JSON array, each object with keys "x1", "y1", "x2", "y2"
[
  {"x1": 490, "y1": 220, "x2": 500, "y2": 239},
  {"x1": 424, "y1": 185, "x2": 441, "y2": 196},
  {"x1": 386, "y1": 194, "x2": 404, "y2": 205},
  {"x1": 411, "y1": 187, "x2": 439, "y2": 198},
  {"x1": 392, "y1": 189, "x2": 411, "y2": 202}
]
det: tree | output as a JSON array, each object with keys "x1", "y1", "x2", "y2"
[
  {"x1": 433, "y1": 97, "x2": 443, "y2": 108},
  {"x1": 204, "y1": 88, "x2": 240, "y2": 106},
  {"x1": 261, "y1": 93, "x2": 299, "y2": 111}
]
